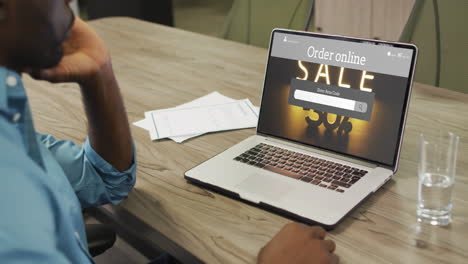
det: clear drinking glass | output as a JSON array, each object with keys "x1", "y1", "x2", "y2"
[{"x1": 418, "y1": 132, "x2": 460, "y2": 226}]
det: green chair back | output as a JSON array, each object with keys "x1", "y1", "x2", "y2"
[
  {"x1": 223, "y1": 0, "x2": 313, "y2": 48},
  {"x1": 400, "y1": 0, "x2": 468, "y2": 93}
]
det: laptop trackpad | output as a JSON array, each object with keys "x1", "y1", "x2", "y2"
[{"x1": 235, "y1": 173, "x2": 293, "y2": 203}]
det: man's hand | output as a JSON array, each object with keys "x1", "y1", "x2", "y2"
[
  {"x1": 258, "y1": 223, "x2": 339, "y2": 264},
  {"x1": 33, "y1": 16, "x2": 110, "y2": 86}
]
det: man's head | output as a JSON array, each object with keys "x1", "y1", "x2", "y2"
[{"x1": 0, "y1": 0, "x2": 75, "y2": 72}]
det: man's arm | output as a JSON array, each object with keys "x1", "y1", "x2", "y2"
[
  {"x1": 31, "y1": 18, "x2": 136, "y2": 207},
  {"x1": 80, "y1": 60, "x2": 133, "y2": 172},
  {"x1": 36, "y1": 17, "x2": 133, "y2": 172}
]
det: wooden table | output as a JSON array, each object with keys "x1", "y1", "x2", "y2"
[{"x1": 25, "y1": 18, "x2": 468, "y2": 264}]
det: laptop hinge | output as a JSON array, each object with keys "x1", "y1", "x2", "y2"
[{"x1": 262, "y1": 135, "x2": 379, "y2": 169}]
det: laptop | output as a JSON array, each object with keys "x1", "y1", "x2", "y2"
[{"x1": 185, "y1": 29, "x2": 418, "y2": 229}]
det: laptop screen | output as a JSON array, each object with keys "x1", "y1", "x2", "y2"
[{"x1": 257, "y1": 30, "x2": 417, "y2": 167}]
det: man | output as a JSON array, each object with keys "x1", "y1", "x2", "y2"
[
  {"x1": 0, "y1": 1, "x2": 338, "y2": 263},
  {"x1": 0, "y1": 0, "x2": 136, "y2": 263}
]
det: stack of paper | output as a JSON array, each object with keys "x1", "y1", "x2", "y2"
[{"x1": 134, "y1": 92, "x2": 260, "y2": 143}]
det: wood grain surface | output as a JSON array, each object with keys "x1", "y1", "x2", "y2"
[{"x1": 24, "y1": 18, "x2": 468, "y2": 264}]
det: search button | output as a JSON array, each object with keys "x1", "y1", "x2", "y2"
[{"x1": 354, "y1": 102, "x2": 368, "y2": 113}]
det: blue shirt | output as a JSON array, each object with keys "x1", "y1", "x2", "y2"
[{"x1": 0, "y1": 67, "x2": 137, "y2": 263}]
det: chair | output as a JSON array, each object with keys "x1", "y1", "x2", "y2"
[
  {"x1": 86, "y1": 223, "x2": 117, "y2": 257},
  {"x1": 83, "y1": 208, "x2": 117, "y2": 257},
  {"x1": 222, "y1": 0, "x2": 314, "y2": 48},
  {"x1": 400, "y1": 0, "x2": 468, "y2": 93}
]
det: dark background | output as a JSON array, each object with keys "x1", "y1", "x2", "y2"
[
  {"x1": 258, "y1": 57, "x2": 410, "y2": 166},
  {"x1": 84, "y1": 0, "x2": 174, "y2": 26}
]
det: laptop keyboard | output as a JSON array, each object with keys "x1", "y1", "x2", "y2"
[{"x1": 233, "y1": 143, "x2": 368, "y2": 193}]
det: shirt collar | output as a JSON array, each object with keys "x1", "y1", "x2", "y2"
[{"x1": 0, "y1": 67, "x2": 23, "y2": 110}]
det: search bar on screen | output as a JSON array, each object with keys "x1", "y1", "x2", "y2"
[{"x1": 294, "y1": 89, "x2": 368, "y2": 113}]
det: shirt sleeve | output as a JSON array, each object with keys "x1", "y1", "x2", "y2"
[{"x1": 37, "y1": 133, "x2": 137, "y2": 208}]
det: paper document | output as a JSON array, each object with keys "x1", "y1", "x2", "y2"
[
  {"x1": 133, "y1": 118, "x2": 152, "y2": 131},
  {"x1": 164, "y1": 92, "x2": 237, "y2": 142},
  {"x1": 145, "y1": 99, "x2": 258, "y2": 140},
  {"x1": 133, "y1": 92, "x2": 260, "y2": 143}
]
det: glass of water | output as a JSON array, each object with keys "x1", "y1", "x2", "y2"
[{"x1": 418, "y1": 132, "x2": 460, "y2": 226}]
